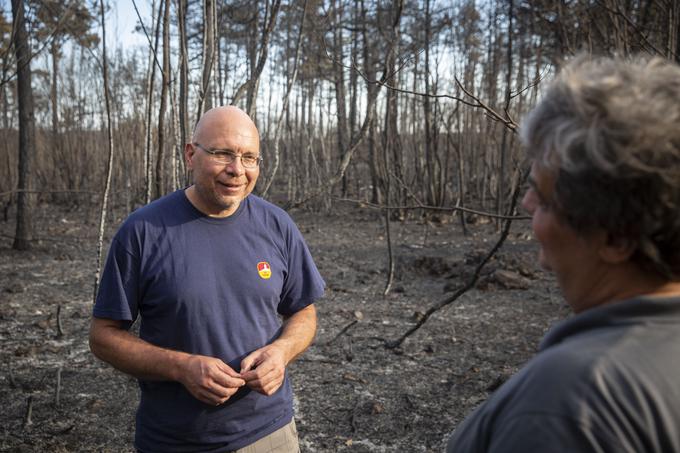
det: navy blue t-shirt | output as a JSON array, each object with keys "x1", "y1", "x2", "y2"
[{"x1": 94, "y1": 190, "x2": 325, "y2": 452}]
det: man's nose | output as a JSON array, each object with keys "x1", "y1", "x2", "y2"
[{"x1": 225, "y1": 156, "x2": 245, "y2": 176}]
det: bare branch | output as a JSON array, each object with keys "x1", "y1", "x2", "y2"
[
  {"x1": 231, "y1": 0, "x2": 282, "y2": 110},
  {"x1": 385, "y1": 167, "x2": 528, "y2": 349},
  {"x1": 285, "y1": 0, "x2": 405, "y2": 210},
  {"x1": 335, "y1": 42, "x2": 532, "y2": 133},
  {"x1": 454, "y1": 76, "x2": 518, "y2": 132},
  {"x1": 333, "y1": 197, "x2": 529, "y2": 221},
  {"x1": 131, "y1": 0, "x2": 164, "y2": 76},
  {"x1": 0, "y1": 2, "x2": 79, "y2": 87},
  {"x1": 261, "y1": 0, "x2": 308, "y2": 197},
  {"x1": 510, "y1": 64, "x2": 552, "y2": 99},
  {"x1": 595, "y1": 0, "x2": 676, "y2": 58}
]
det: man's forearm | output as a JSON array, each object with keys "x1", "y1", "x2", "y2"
[
  {"x1": 89, "y1": 317, "x2": 189, "y2": 382},
  {"x1": 273, "y1": 304, "x2": 317, "y2": 365},
  {"x1": 90, "y1": 317, "x2": 246, "y2": 405}
]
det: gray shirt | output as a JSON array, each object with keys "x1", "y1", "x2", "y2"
[{"x1": 447, "y1": 296, "x2": 680, "y2": 453}]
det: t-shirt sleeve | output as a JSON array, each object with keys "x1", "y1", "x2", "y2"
[
  {"x1": 93, "y1": 235, "x2": 140, "y2": 329},
  {"x1": 486, "y1": 413, "x2": 623, "y2": 453},
  {"x1": 277, "y1": 221, "x2": 325, "y2": 316}
]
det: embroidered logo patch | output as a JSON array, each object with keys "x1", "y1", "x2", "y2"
[{"x1": 257, "y1": 261, "x2": 271, "y2": 279}]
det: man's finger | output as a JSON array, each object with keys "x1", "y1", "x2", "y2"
[
  {"x1": 217, "y1": 361, "x2": 244, "y2": 377},
  {"x1": 199, "y1": 381, "x2": 241, "y2": 402},
  {"x1": 242, "y1": 358, "x2": 275, "y2": 380},
  {"x1": 195, "y1": 389, "x2": 222, "y2": 406},
  {"x1": 245, "y1": 368, "x2": 280, "y2": 389},
  {"x1": 206, "y1": 376, "x2": 245, "y2": 397},
  {"x1": 240, "y1": 353, "x2": 260, "y2": 373},
  {"x1": 247, "y1": 375, "x2": 283, "y2": 396},
  {"x1": 211, "y1": 370, "x2": 245, "y2": 389}
]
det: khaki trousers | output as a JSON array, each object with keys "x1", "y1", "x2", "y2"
[{"x1": 232, "y1": 418, "x2": 300, "y2": 453}]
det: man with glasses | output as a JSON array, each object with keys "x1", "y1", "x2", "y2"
[{"x1": 89, "y1": 106, "x2": 325, "y2": 452}]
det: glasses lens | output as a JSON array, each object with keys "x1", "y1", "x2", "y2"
[
  {"x1": 212, "y1": 151, "x2": 234, "y2": 164},
  {"x1": 242, "y1": 156, "x2": 259, "y2": 168}
]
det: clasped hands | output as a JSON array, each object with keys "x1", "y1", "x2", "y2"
[{"x1": 178, "y1": 344, "x2": 287, "y2": 406}]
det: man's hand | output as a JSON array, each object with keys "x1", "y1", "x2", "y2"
[
  {"x1": 240, "y1": 344, "x2": 287, "y2": 396},
  {"x1": 240, "y1": 304, "x2": 317, "y2": 396},
  {"x1": 178, "y1": 355, "x2": 246, "y2": 406}
]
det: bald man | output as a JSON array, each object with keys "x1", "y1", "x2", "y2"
[{"x1": 90, "y1": 106, "x2": 325, "y2": 452}]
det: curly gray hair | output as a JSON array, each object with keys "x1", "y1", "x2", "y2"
[{"x1": 520, "y1": 55, "x2": 680, "y2": 279}]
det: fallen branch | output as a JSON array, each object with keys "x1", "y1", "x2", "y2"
[
  {"x1": 385, "y1": 167, "x2": 527, "y2": 349},
  {"x1": 325, "y1": 319, "x2": 358, "y2": 346},
  {"x1": 0, "y1": 188, "x2": 129, "y2": 197},
  {"x1": 54, "y1": 367, "x2": 62, "y2": 407},
  {"x1": 345, "y1": 337, "x2": 354, "y2": 362},
  {"x1": 56, "y1": 305, "x2": 64, "y2": 338},
  {"x1": 0, "y1": 233, "x2": 100, "y2": 243},
  {"x1": 7, "y1": 359, "x2": 18, "y2": 389},
  {"x1": 333, "y1": 197, "x2": 529, "y2": 220},
  {"x1": 23, "y1": 396, "x2": 33, "y2": 429}
]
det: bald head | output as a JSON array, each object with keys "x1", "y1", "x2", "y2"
[{"x1": 192, "y1": 106, "x2": 259, "y2": 149}]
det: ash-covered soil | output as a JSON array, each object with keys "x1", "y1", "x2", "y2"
[{"x1": 0, "y1": 202, "x2": 570, "y2": 452}]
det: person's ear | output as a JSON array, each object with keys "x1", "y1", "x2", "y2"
[
  {"x1": 185, "y1": 143, "x2": 195, "y2": 170},
  {"x1": 598, "y1": 234, "x2": 636, "y2": 264}
]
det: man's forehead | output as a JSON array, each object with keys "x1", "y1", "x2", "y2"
[
  {"x1": 193, "y1": 120, "x2": 259, "y2": 143},
  {"x1": 218, "y1": 128, "x2": 258, "y2": 139}
]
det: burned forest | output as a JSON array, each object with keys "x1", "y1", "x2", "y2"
[{"x1": 1, "y1": 0, "x2": 679, "y2": 451}]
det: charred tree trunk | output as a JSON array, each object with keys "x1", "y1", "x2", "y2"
[
  {"x1": 260, "y1": 0, "x2": 308, "y2": 197},
  {"x1": 144, "y1": 0, "x2": 162, "y2": 203},
  {"x1": 50, "y1": 39, "x2": 60, "y2": 155},
  {"x1": 177, "y1": 0, "x2": 189, "y2": 145},
  {"x1": 11, "y1": 0, "x2": 36, "y2": 251},
  {"x1": 423, "y1": 0, "x2": 435, "y2": 206},
  {"x1": 93, "y1": 0, "x2": 116, "y2": 301},
  {"x1": 155, "y1": 0, "x2": 170, "y2": 198},
  {"x1": 361, "y1": 0, "x2": 380, "y2": 204},
  {"x1": 332, "y1": 0, "x2": 349, "y2": 197},
  {"x1": 197, "y1": 0, "x2": 216, "y2": 119},
  {"x1": 497, "y1": 0, "x2": 513, "y2": 228}
]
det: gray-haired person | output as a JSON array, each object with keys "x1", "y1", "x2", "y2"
[{"x1": 447, "y1": 56, "x2": 680, "y2": 452}]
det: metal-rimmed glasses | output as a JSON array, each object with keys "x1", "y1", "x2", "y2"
[{"x1": 192, "y1": 142, "x2": 263, "y2": 169}]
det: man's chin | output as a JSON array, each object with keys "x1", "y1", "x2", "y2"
[
  {"x1": 220, "y1": 191, "x2": 243, "y2": 202},
  {"x1": 215, "y1": 193, "x2": 247, "y2": 211}
]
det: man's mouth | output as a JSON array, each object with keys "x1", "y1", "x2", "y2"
[{"x1": 217, "y1": 181, "x2": 245, "y2": 194}]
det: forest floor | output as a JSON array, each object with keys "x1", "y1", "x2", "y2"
[{"x1": 0, "y1": 200, "x2": 571, "y2": 452}]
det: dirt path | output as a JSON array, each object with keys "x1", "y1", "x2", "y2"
[{"x1": 0, "y1": 203, "x2": 569, "y2": 452}]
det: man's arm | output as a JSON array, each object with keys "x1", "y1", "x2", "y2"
[
  {"x1": 240, "y1": 304, "x2": 317, "y2": 395},
  {"x1": 89, "y1": 317, "x2": 245, "y2": 405}
]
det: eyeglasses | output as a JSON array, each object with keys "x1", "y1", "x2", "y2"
[{"x1": 193, "y1": 142, "x2": 263, "y2": 169}]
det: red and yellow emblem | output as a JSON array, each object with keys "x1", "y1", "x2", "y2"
[{"x1": 257, "y1": 261, "x2": 272, "y2": 279}]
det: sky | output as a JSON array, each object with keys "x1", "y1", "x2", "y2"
[
  {"x1": 0, "y1": 0, "x2": 150, "y2": 50},
  {"x1": 107, "y1": 0, "x2": 151, "y2": 50}
]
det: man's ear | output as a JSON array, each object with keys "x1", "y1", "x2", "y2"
[
  {"x1": 599, "y1": 234, "x2": 636, "y2": 264},
  {"x1": 184, "y1": 143, "x2": 195, "y2": 170}
]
